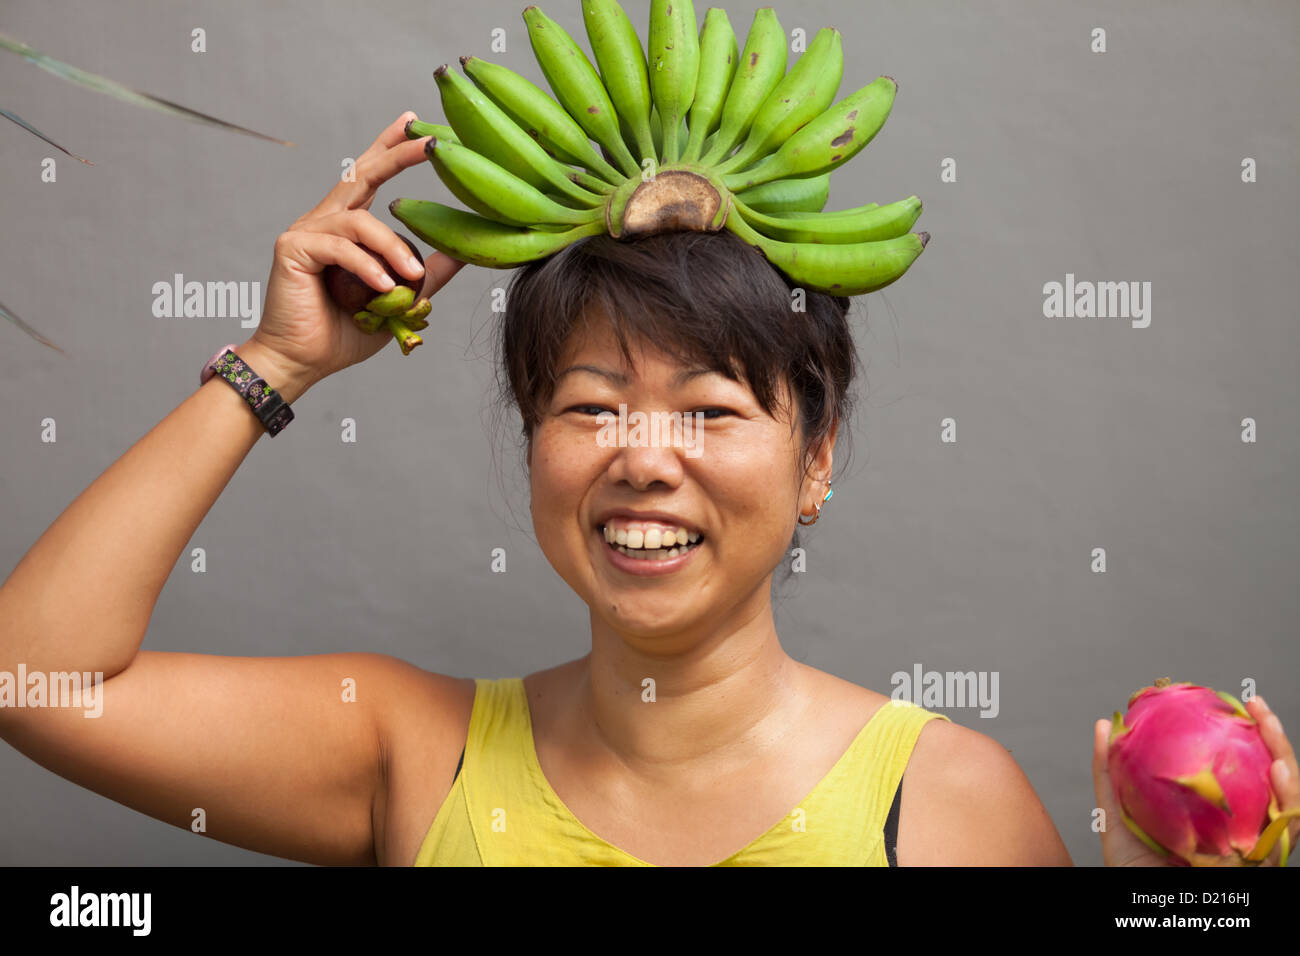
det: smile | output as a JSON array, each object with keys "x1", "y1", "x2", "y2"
[{"x1": 597, "y1": 521, "x2": 705, "y2": 572}]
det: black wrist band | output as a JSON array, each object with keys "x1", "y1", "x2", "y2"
[{"x1": 205, "y1": 349, "x2": 295, "y2": 437}]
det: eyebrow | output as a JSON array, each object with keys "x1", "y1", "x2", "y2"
[{"x1": 556, "y1": 364, "x2": 722, "y2": 387}]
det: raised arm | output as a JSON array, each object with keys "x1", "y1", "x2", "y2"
[{"x1": 0, "y1": 113, "x2": 467, "y2": 865}]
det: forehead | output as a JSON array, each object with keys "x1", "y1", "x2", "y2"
[{"x1": 556, "y1": 310, "x2": 689, "y2": 377}]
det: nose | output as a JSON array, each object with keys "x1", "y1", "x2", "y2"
[{"x1": 605, "y1": 440, "x2": 687, "y2": 492}]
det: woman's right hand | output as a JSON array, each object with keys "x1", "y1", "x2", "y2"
[{"x1": 249, "y1": 111, "x2": 467, "y2": 388}]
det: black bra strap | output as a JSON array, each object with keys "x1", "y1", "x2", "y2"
[
  {"x1": 453, "y1": 746, "x2": 465, "y2": 782},
  {"x1": 883, "y1": 779, "x2": 902, "y2": 866}
]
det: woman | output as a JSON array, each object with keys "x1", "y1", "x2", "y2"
[{"x1": 1, "y1": 114, "x2": 1295, "y2": 867}]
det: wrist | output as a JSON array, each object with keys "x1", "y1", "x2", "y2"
[{"x1": 234, "y1": 338, "x2": 316, "y2": 404}]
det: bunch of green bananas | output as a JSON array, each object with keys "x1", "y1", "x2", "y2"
[{"x1": 389, "y1": 0, "x2": 928, "y2": 329}]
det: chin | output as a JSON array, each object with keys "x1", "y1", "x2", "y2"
[{"x1": 594, "y1": 603, "x2": 705, "y2": 643}]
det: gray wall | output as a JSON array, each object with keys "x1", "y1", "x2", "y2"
[{"x1": 1, "y1": 0, "x2": 1296, "y2": 865}]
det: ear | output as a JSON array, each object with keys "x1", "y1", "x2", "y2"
[
  {"x1": 799, "y1": 419, "x2": 839, "y2": 513},
  {"x1": 806, "y1": 418, "x2": 838, "y2": 483}
]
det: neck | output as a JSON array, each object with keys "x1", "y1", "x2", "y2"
[{"x1": 570, "y1": 580, "x2": 809, "y2": 773}]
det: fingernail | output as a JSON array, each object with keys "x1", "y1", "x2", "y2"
[
  {"x1": 377, "y1": 273, "x2": 396, "y2": 290},
  {"x1": 1257, "y1": 695, "x2": 1270, "y2": 712},
  {"x1": 406, "y1": 255, "x2": 424, "y2": 275},
  {"x1": 1276, "y1": 760, "x2": 1290, "y2": 783}
]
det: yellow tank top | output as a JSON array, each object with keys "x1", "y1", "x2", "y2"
[{"x1": 413, "y1": 676, "x2": 950, "y2": 866}]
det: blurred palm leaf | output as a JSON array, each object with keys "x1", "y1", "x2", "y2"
[
  {"x1": 0, "y1": 30, "x2": 294, "y2": 144},
  {"x1": 1, "y1": 107, "x2": 92, "y2": 163},
  {"x1": 1, "y1": 29, "x2": 296, "y2": 352},
  {"x1": 0, "y1": 300, "x2": 66, "y2": 355}
]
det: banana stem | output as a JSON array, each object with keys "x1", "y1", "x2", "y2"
[
  {"x1": 662, "y1": 120, "x2": 680, "y2": 165},
  {"x1": 680, "y1": 123, "x2": 706, "y2": 164},
  {"x1": 572, "y1": 170, "x2": 615, "y2": 194},
  {"x1": 632, "y1": 127, "x2": 657, "y2": 168},
  {"x1": 699, "y1": 131, "x2": 736, "y2": 168}
]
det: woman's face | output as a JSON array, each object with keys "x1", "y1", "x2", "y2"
[{"x1": 528, "y1": 312, "x2": 830, "y2": 642}]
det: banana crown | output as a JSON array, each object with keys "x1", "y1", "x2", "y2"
[{"x1": 390, "y1": 0, "x2": 929, "y2": 297}]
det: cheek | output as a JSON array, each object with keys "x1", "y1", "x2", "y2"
[
  {"x1": 528, "y1": 426, "x2": 595, "y2": 534},
  {"x1": 705, "y1": 432, "x2": 802, "y2": 554}
]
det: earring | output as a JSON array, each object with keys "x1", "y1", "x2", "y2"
[{"x1": 797, "y1": 479, "x2": 834, "y2": 526}]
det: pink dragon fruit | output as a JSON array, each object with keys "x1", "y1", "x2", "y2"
[{"x1": 1108, "y1": 678, "x2": 1298, "y2": 866}]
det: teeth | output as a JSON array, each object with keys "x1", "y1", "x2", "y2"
[{"x1": 600, "y1": 521, "x2": 705, "y2": 559}]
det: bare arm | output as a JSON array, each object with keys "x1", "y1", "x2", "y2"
[
  {"x1": 0, "y1": 338, "x2": 310, "y2": 682},
  {"x1": 0, "y1": 112, "x2": 468, "y2": 865},
  {"x1": 0, "y1": 341, "x2": 398, "y2": 865}
]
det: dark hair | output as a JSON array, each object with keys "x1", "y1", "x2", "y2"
[{"x1": 494, "y1": 228, "x2": 857, "y2": 483}]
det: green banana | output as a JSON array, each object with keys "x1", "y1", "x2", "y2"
[
  {"x1": 681, "y1": 8, "x2": 739, "y2": 164},
  {"x1": 523, "y1": 6, "x2": 641, "y2": 179},
  {"x1": 770, "y1": 201, "x2": 877, "y2": 218},
  {"x1": 642, "y1": 104, "x2": 689, "y2": 166},
  {"x1": 434, "y1": 64, "x2": 602, "y2": 209},
  {"x1": 722, "y1": 75, "x2": 896, "y2": 191},
  {"x1": 714, "y1": 26, "x2": 843, "y2": 175},
  {"x1": 725, "y1": 203, "x2": 929, "y2": 295},
  {"x1": 405, "y1": 118, "x2": 459, "y2": 144},
  {"x1": 391, "y1": 199, "x2": 606, "y2": 268},
  {"x1": 647, "y1": 0, "x2": 700, "y2": 164},
  {"x1": 732, "y1": 172, "x2": 830, "y2": 214},
  {"x1": 375, "y1": 0, "x2": 930, "y2": 349},
  {"x1": 733, "y1": 193, "x2": 920, "y2": 243},
  {"x1": 425, "y1": 138, "x2": 603, "y2": 228},
  {"x1": 699, "y1": 7, "x2": 786, "y2": 167},
  {"x1": 583, "y1": 0, "x2": 656, "y2": 165},
  {"x1": 460, "y1": 55, "x2": 623, "y2": 188}
]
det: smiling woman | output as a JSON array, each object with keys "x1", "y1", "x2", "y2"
[{"x1": 402, "y1": 227, "x2": 1076, "y2": 866}]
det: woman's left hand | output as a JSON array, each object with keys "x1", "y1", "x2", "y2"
[{"x1": 1091, "y1": 695, "x2": 1300, "y2": 866}]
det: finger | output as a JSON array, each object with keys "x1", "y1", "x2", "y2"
[
  {"x1": 309, "y1": 114, "x2": 432, "y2": 218},
  {"x1": 357, "y1": 111, "x2": 423, "y2": 165},
  {"x1": 273, "y1": 230, "x2": 397, "y2": 297},
  {"x1": 299, "y1": 209, "x2": 427, "y2": 281},
  {"x1": 1092, "y1": 719, "x2": 1118, "y2": 819},
  {"x1": 1248, "y1": 696, "x2": 1300, "y2": 865},
  {"x1": 417, "y1": 250, "x2": 468, "y2": 299},
  {"x1": 334, "y1": 133, "x2": 433, "y2": 215},
  {"x1": 1250, "y1": 697, "x2": 1298, "y2": 782}
]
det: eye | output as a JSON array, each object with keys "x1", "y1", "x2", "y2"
[{"x1": 563, "y1": 405, "x2": 734, "y2": 419}]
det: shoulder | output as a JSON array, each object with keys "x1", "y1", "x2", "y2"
[
  {"x1": 358, "y1": 655, "x2": 475, "y2": 866},
  {"x1": 357, "y1": 654, "x2": 477, "y2": 736},
  {"x1": 897, "y1": 717, "x2": 1074, "y2": 865}
]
